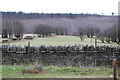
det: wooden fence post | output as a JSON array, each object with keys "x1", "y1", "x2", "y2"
[
  {"x1": 113, "y1": 59, "x2": 117, "y2": 80},
  {"x1": 28, "y1": 41, "x2": 30, "y2": 53},
  {"x1": 94, "y1": 38, "x2": 97, "y2": 66}
]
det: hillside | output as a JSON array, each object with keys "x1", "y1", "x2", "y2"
[{"x1": 2, "y1": 13, "x2": 118, "y2": 34}]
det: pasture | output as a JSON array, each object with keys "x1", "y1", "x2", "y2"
[
  {"x1": 2, "y1": 65, "x2": 113, "y2": 78},
  {"x1": 1, "y1": 35, "x2": 119, "y2": 78},
  {"x1": 0, "y1": 35, "x2": 118, "y2": 46}
]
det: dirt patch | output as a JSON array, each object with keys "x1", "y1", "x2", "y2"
[{"x1": 21, "y1": 69, "x2": 46, "y2": 74}]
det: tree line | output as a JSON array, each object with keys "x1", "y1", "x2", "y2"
[
  {"x1": 1, "y1": 20, "x2": 120, "y2": 44},
  {"x1": 2, "y1": 12, "x2": 101, "y2": 19},
  {"x1": 1, "y1": 11, "x2": 100, "y2": 16},
  {"x1": 1, "y1": 20, "x2": 68, "y2": 38},
  {"x1": 2, "y1": 20, "x2": 24, "y2": 38},
  {"x1": 34, "y1": 24, "x2": 68, "y2": 37},
  {"x1": 77, "y1": 25, "x2": 120, "y2": 44},
  {"x1": 98, "y1": 24, "x2": 119, "y2": 44}
]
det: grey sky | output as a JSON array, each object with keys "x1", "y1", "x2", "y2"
[{"x1": 0, "y1": 0, "x2": 119, "y2": 15}]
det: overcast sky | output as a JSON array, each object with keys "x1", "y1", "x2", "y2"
[{"x1": 0, "y1": 0, "x2": 119, "y2": 15}]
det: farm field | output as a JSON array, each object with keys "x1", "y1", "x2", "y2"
[
  {"x1": 1, "y1": 35, "x2": 119, "y2": 78},
  {"x1": 2, "y1": 65, "x2": 113, "y2": 78},
  {"x1": 0, "y1": 35, "x2": 118, "y2": 46}
]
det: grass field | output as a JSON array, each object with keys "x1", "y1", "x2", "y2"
[
  {"x1": 0, "y1": 35, "x2": 118, "y2": 46},
  {"x1": 1, "y1": 36, "x2": 118, "y2": 78},
  {"x1": 2, "y1": 65, "x2": 113, "y2": 78}
]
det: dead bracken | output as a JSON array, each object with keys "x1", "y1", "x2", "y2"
[
  {"x1": 21, "y1": 64, "x2": 46, "y2": 74},
  {"x1": 21, "y1": 69, "x2": 44, "y2": 74}
]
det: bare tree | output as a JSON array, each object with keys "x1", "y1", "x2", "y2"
[
  {"x1": 99, "y1": 24, "x2": 118, "y2": 43},
  {"x1": 2, "y1": 20, "x2": 24, "y2": 38},
  {"x1": 12, "y1": 20, "x2": 24, "y2": 38},
  {"x1": 78, "y1": 27, "x2": 84, "y2": 41},
  {"x1": 34, "y1": 24, "x2": 55, "y2": 37},
  {"x1": 2, "y1": 20, "x2": 9, "y2": 38},
  {"x1": 118, "y1": 19, "x2": 120, "y2": 44},
  {"x1": 85, "y1": 27, "x2": 94, "y2": 38},
  {"x1": 55, "y1": 27, "x2": 67, "y2": 35}
]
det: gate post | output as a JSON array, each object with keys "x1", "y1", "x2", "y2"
[{"x1": 113, "y1": 59, "x2": 117, "y2": 80}]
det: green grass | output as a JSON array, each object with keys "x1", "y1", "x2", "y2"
[
  {"x1": 0, "y1": 66, "x2": 1, "y2": 79},
  {"x1": 0, "y1": 35, "x2": 118, "y2": 46},
  {"x1": 2, "y1": 65, "x2": 113, "y2": 78}
]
